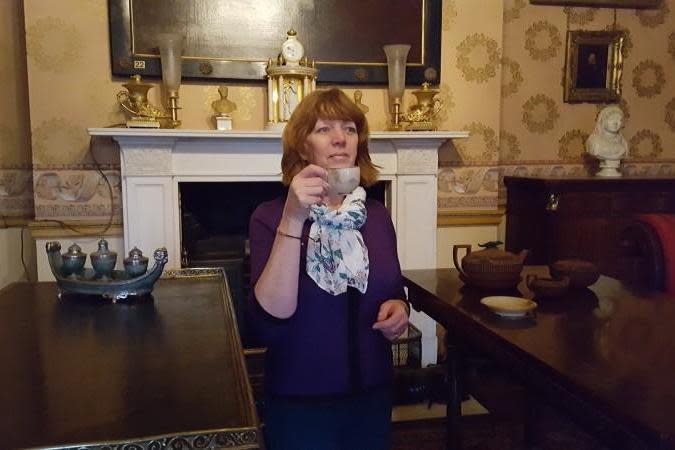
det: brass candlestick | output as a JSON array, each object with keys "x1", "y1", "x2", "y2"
[
  {"x1": 383, "y1": 44, "x2": 411, "y2": 131},
  {"x1": 158, "y1": 33, "x2": 184, "y2": 129},
  {"x1": 390, "y1": 97, "x2": 405, "y2": 131},
  {"x1": 167, "y1": 89, "x2": 181, "y2": 128}
]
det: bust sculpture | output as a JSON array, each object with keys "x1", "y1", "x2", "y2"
[
  {"x1": 212, "y1": 86, "x2": 237, "y2": 115},
  {"x1": 585, "y1": 105, "x2": 628, "y2": 177},
  {"x1": 353, "y1": 90, "x2": 369, "y2": 114},
  {"x1": 212, "y1": 85, "x2": 237, "y2": 130}
]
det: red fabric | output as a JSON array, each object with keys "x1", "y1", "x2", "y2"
[{"x1": 638, "y1": 214, "x2": 675, "y2": 295}]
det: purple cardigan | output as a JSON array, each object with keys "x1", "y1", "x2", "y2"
[{"x1": 247, "y1": 196, "x2": 405, "y2": 397}]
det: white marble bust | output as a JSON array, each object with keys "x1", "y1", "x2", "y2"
[{"x1": 585, "y1": 105, "x2": 628, "y2": 177}]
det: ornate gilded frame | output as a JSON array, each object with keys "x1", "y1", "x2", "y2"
[
  {"x1": 563, "y1": 30, "x2": 624, "y2": 103},
  {"x1": 108, "y1": 0, "x2": 441, "y2": 85},
  {"x1": 530, "y1": 0, "x2": 659, "y2": 8}
]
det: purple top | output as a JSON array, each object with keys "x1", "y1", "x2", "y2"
[{"x1": 247, "y1": 196, "x2": 405, "y2": 397}]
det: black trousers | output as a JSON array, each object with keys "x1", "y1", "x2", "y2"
[{"x1": 263, "y1": 385, "x2": 392, "y2": 450}]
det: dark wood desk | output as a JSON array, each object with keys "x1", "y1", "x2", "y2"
[
  {"x1": 0, "y1": 270, "x2": 261, "y2": 450},
  {"x1": 404, "y1": 267, "x2": 675, "y2": 450}
]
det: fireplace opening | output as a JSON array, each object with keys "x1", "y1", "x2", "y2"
[{"x1": 179, "y1": 181, "x2": 389, "y2": 346}]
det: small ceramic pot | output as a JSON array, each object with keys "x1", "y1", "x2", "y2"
[
  {"x1": 124, "y1": 247, "x2": 149, "y2": 278},
  {"x1": 526, "y1": 274, "x2": 569, "y2": 298},
  {"x1": 90, "y1": 239, "x2": 117, "y2": 280},
  {"x1": 550, "y1": 259, "x2": 599, "y2": 289},
  {"x1": 61, "y1": 243, "x2": 86, "y2": 278}
]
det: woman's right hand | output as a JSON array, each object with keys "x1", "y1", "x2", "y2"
[{"x1": 282, "y1": 164, "x2": 329, "y2": 226}]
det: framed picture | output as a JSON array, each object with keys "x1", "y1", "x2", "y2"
[
  {"x1": 530, "y1": 0, "x2": 659, "y2": 8},
  {"x1": 563, "y1": 30, "x2": 624, "y2": 103},
  {"x1": 108, "y1": 0, "x2": 441, "y2": 86}
]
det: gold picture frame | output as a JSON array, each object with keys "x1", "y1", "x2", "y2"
[
  {"x1": 530, "y1": 0, "x2": 659, "y2": 8},
  {"x1": 564, "y1": 30, "x2": 624, "y2": 103}
]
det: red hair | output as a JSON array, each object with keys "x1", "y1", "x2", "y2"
[{"x1": 281, "y1": 89, "x2": 379, "y2": 186}]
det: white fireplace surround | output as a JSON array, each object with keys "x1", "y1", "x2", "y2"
[{"x1": 88, "y1": 128, "x2": 468, "y2": 365}]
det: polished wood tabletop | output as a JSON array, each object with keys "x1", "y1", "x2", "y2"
[
  {"x1": 403, "y1": 267, "x2": 675, "y2": 450},
  {"x1": 0, "y1": 270, "x2": 260, "y2": 449}
]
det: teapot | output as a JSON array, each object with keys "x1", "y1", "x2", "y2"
[{"x1": 453, "y1": 241, "x2": 528, "y2": 289}]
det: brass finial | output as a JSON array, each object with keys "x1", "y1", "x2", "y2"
[{"x1": 287, "y1": 29, "x2": 297, "y2": 37}]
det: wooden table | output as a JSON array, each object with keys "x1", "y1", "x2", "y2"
[
  {"x1": 0, "y1": 269, "x2": 261, "y2": 450},
  {"x1": 403, "y1": 267, "x2": 675, "y2": 450}
]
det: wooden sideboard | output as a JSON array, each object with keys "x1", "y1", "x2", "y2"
[{"x1": 504, "y1": 176, "x2": 675, "y2": 278}]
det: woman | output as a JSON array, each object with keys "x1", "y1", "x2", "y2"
[{"x1": 247, "y1": 88, "x2": 409, "y2": 450}]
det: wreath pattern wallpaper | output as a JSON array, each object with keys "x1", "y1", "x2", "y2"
[{"x1": 1, "y1": 0, "x2": 674, "y2": 221}]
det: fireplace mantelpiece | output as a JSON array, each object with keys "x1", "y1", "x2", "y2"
[{"x1": 88, "y1": 128, "x2": 468, "y2": 365}]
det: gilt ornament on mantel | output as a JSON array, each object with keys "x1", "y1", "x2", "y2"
[{"x1": 265, "y1": 29, "x2": 318, "y2": 130}]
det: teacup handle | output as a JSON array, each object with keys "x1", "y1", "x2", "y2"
[{"x1": 525, "y1": 274, "x2": 537, "y2": 289}]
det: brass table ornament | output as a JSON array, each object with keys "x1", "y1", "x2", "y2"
[
  {"x1": 265, "y1": 29, "x2": 318, "y2": 130},
  {"x1": 211, "y1": 85, "x2": 237, "y2": 130},
  {"x1": 404, "y1": 82, "x2": 444, "y2": 131},
  {"x1": 46, "y1": 240, "x2": 168, "y2": 302},
  {"x1": 354, "y1": 90, "x2": 369, "y2": 114},
  {"x1": 116, "y1": 75, "x2": 165, "y2": 128}
]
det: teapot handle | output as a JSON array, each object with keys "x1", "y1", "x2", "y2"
[
  {"x1": 525, "y1": 274, "x2": 537, "y2": 289},
  {"x1": 452, "y1": 244, "x2": 471, "y2": 278}
]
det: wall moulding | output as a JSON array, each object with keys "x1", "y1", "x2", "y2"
[
  {"x1": 0, "y1": 217, "x2": 31, "y2": 229},
  {"x1": 530, "y1": 0, "x2": 659, "y2": 8},
  {"x1": 437, "y1": 208, "x2": 504, "y2": 227},
  {"x1": 28, "y1": 219, "x2": 123, "y2": 239}
]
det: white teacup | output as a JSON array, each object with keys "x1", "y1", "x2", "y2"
[{"x1": 326, "y1": 166, "x2": 360, "y2": 195}]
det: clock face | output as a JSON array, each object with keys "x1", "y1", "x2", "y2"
[{"x1": 282, "y1": 39, "x2": 303, "y2": 63}]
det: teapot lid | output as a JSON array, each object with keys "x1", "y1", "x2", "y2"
[{"x1": 464, "y1": 241, "x2": 521, "y2": 262}]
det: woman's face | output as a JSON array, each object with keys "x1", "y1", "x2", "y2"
[
  {"x1": 603, "y1": 112, "x2": 623, "y2": 133},
  {"x1": 303, "y1": 118, "x2": 358, "y2": 169}
]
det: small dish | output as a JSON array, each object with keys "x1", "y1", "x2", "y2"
[{"x1": 480, "y1": 296, "x2": 537, "y2": 318}]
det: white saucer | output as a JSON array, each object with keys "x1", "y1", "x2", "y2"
[{"x1": 480, "y1": 296, "x2": 537, "y2": 318}]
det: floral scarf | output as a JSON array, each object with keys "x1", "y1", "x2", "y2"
[{"x1": 306, "y1": 187, "x2": 369, "y2": 295}]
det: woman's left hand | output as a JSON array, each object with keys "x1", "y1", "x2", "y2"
[{"x1": 372, "y1": 299, "x2": 409, "y2": 341}]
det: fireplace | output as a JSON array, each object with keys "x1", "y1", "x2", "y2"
[
  {"x1": 89, "y1": 128, "x2": 468, "y2": 365},
  {"x1": 179, "y1": 180, "x2": 389, "y2": 344}
]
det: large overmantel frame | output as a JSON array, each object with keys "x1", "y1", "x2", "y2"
[
  {"x1": 88, "y1": 128, "x2": 468, "y2": 366},
  {"x1": 108, "y1": 0, "x2": 442, "y2": 85}
]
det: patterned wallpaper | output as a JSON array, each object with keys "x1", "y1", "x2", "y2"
[
  {"x1": 15, "y1": 0, "x2": 675, "y2": 221},
  {"x1": 494, "y1": 0, "x2": 675, "y2": 205},
  {"x1": 0, "y1": 0, "x2": 33, "y2": 220}
]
